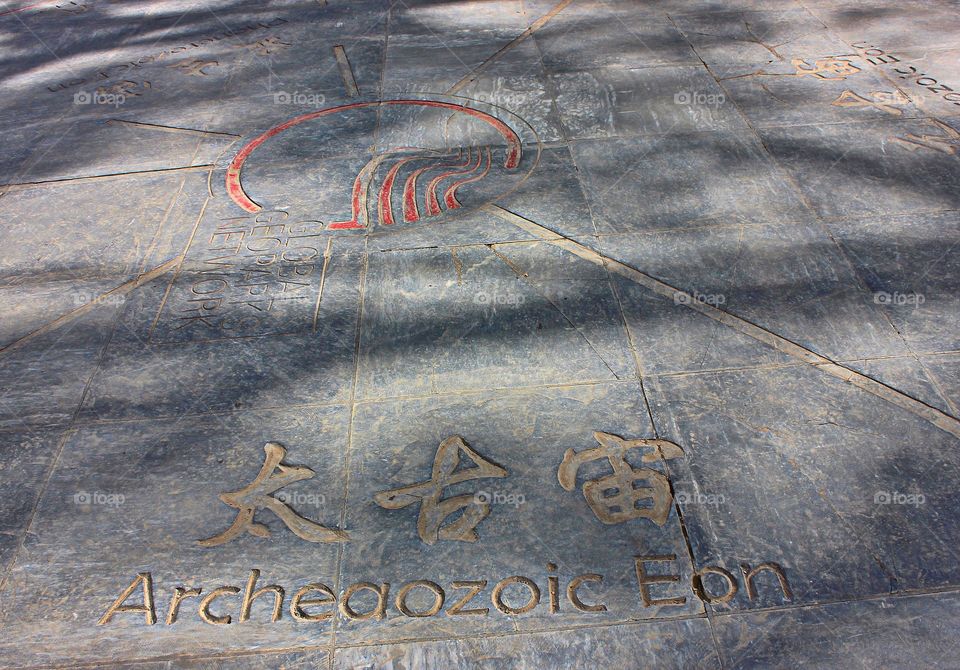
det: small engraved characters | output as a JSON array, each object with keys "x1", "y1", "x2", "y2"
[
  {"x1": 558, "y1": 432, "x2": 684, "y2": 526},
  {"x1": 198, "y1": 442, "x2": 348, "y2": 546},
  {"x1": 170, "y1": 59, "x2": 219, "y2": 76},
  {"x1": 237, "y1": 36, "x2": 293, "y2": 56},
  {"x1": 374, "y1": 436, "x2": 507, "y2": 545},
  {"x1": 832, "y1": 89, "x2": 911, "y2": 115},
  {"x1": 792, "y1": 57, "x2": 861, "y2": 80},
  {"x1": 893, "y1": 118, "x2": 960, "y2": 156},
  {"x1": 96, "y1": 80, "x2": 150, "y2": 100}
]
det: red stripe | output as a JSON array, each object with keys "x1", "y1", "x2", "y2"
[
  {"x1": 425, "y1": 149, "x2": 474, "y2": 215},
  {"x1": 401, "y1": 152, "x2": 461, "y2": 223},
  {"x1": 377, "y1": 156, "x2": 418, "y2": 225},
  {"x1": 444, "y1": 147, "x2": 491, "y2": 210},
  {"x1": 0, "y1": 2, "x2": 50, "y2": 16},
  {"x1": 327, "y1": 172, "x2": 365, "y2": 229}
]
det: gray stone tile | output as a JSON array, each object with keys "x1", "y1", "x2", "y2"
[
  {"x1": 828, "y1": 211, "x2": 960, "y2": 353},
  {"x1": 391, "y1": 1, "x2": 527, "y2": 34},
  {"x1": 650, "y1": 362, "x2": 960, "y2": 606},
  {"x1": 715, "y1": 56, "x2": 926, "y2": 128},
  {"x1": 846, "y1": 356, "x2": 953, "y2": 415},
  {"x1": 383, "y1": 41, "x2": 564, "y2": 143},
  {"x1": 552, "y1": 66, "x2": 749, "y2": 140},
  {"x1": 0, "y1": 3, "x2": 144, "y2": 127},
  {"x1": 373, "y1": 93, "x2": 539, "y2": 158},
  {"x1": 599, "y1": 223, "x2": 909, "y2": 367},
  {"x1": 7, "y1": 119, "x2": 233, "y2": 185},
  {"x1": 493, "y1": 146, "x2": 600, "y2": 245},
  {"x1": 339, "y1": 382, "x2": 702, "y2": 645},
  {"x1": 77, "y1": 208, "x2": 363, "y2": 420},
  {"x1": 534, "y1": 14, "x2": 701, "y2": 72},
  {"x1": 921, "y1": 353, "x2": 960, "y2": 417},
  {"x1": 808, "y1": 0, "x2": 960, "y2": 52},
  {"x1": 0, "y1": 430, "x2": 62, "y2": 574},
  {"x1": 336, "y1": 617, "x2": 721, "y2": 669},
  {"x1": 0, "y1": 0, "x2": 959, "y2": 665},
  {"x1": 215, "y1": 35, "x2": 387, "y2": 129},
  {"x1": 571, "y1": 132, "x2": 812, "y2": 235},
  {"x1": 365, "y1": 208, "x2": 540, "y2": 253},
  {"x1": 758, "y1": 118, "x2": 960, "y2": 219},
  {"x1": 604, "y1": 267, "x2": 795, "y2": 377},
  {"x1": 0, "y1": 405, "x2": 350, "y2": 667},
  {"x1": 383, "y1": 33, "x2": 520, "y2": 95},
  {"x1": 852, "y1": 45, "x2": 960, "y2": 120},
  {"x1": 355, "y1": 241, "x2": 636, "y2": 401},
  {"x1": 714, "y1": 589, "x2": 960, "y2": 669},
  {"x1": 673, "y1": 9, "x2": 852, "y2": 68},
  {"x1": 157, "y1": 648, "x2": 330, "y2": 669},
  {"x1": 522, "y1": 0, "x2": 668, "y2": 22},
  {"x1": 0, "y1": 174, "x2": 188, "y2": 290},
  {"x1": 0, "y1": 290, "x2": 122, "y2": 429},
  {"x1": 9, "y1": 5, "x2": 359, "y2": 135},
  {"x1": 660, "y1": 0, "x2": 807, "y2": 14}
]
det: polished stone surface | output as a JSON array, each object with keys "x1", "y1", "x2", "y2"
[{"x1": 0, "y1": 0, "x2": 958, "y2": 668}]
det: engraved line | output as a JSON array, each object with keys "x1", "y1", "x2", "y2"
[
  {"x1": 312, "y1": 237, "x2": 334, "y2": 333},
  {"x1": 444, "y1": 146, "x2": 491, "y2": 210},
  {"x1": 425, "y1": 148, "x2": 473, "y2": 215},
  {"x1": 148, "y1": 196, "x2": 210, "y2": 340},
  {"x1": 444, "y1": 0, "x2": 576, "y2": 95},
  {"x1": 0, "y1": 2, "x2": 52, "y2": 17},
  {"x1": 402, "y1": 151, "x2": 462, "y2": 222},
  {"x1": 485, "y1": 205, "x2": 960, "y2": 440},
  {"x1": 0, "y1": 256, "x2": 182, "y2": 357},
  {"x1": 0, "y1": 164, "x2": 215, "y2": 193},
  {"x1": 332, "y1": 44, "x2": 360, "y2": 98},
  {"x1": 137, "y1": 176, "x2": 186, "y2": 276},
  {"x1": 106, "y1": 119, "x2": 241, "y2": 138}
]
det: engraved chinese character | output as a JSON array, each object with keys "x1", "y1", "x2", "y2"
[
  {"x1": 198, "y1": 442, "x2": 348, "y2": 546},
  {"x1": 237, "y1": 37, "x2": 293, "y2": 56},
  {"x1": 374, "y1": 436, "x2": 508, "y2": 545},
  {"x1": 96, "y1": 80, "x2": 150, "y2": 98},
  {"x1": 558, "y1": 432, "x2": 684, "y2": 526},
  {"x1": 832, "y1": 89, "x2": 910, "y2": 115},
  {"x1": 170, "y1": 59, "x2": 219, "y2": 76},
  {"x1": 893, "y1": 118, "x2": 960, "y2": 156},
  {"x1": 792, "y1": 57, "x2": 861, "y2": 80}
]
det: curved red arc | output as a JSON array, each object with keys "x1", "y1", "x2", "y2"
[{"x1": 225, "y1": 100, "x2": 523, "y2": 216}]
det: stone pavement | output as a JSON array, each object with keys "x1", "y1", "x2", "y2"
[{"x1": 0, "y1": 0, "x2": 959, "y2": 667}]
